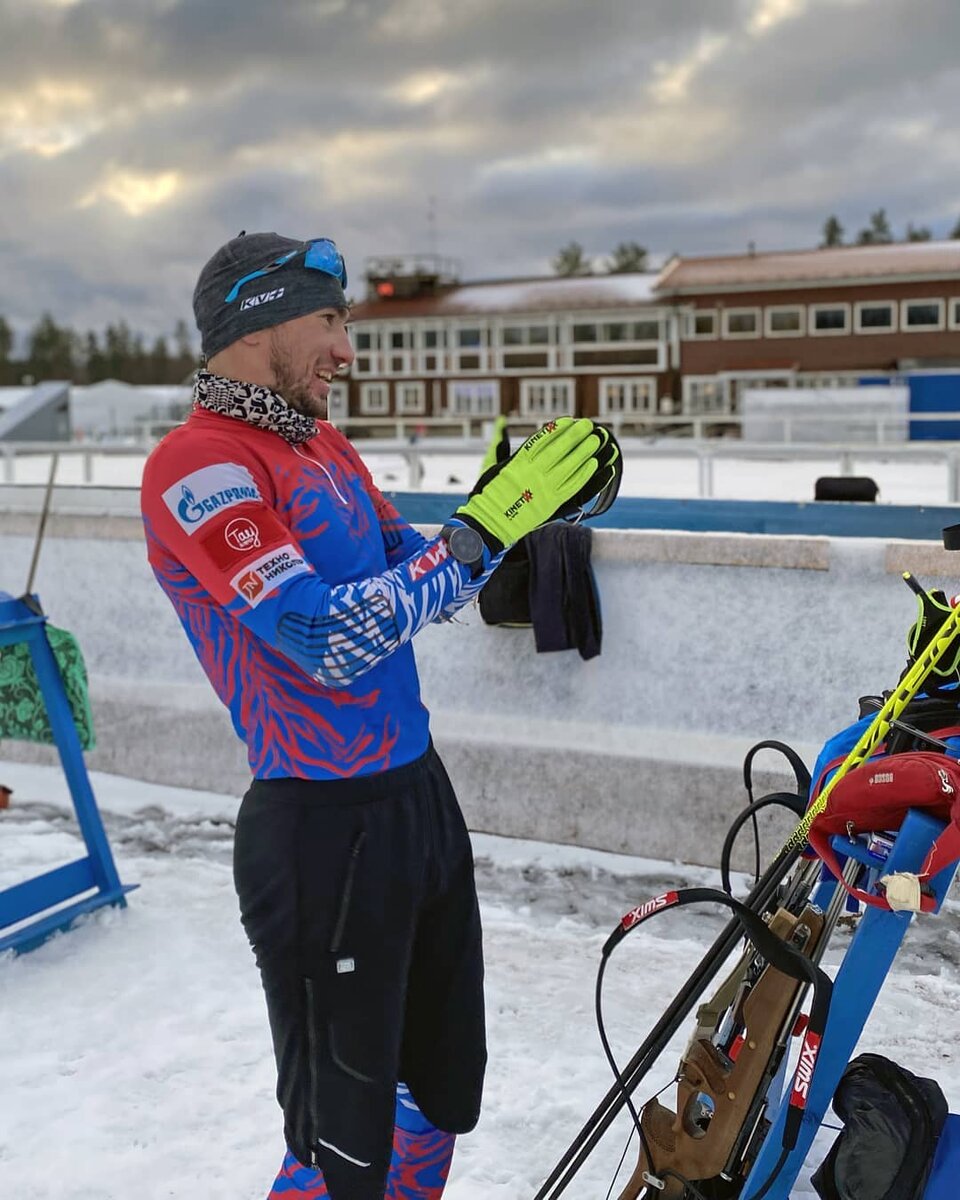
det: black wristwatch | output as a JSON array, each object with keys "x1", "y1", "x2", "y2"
[{"x1": 440, "y1": 523, "x2": 486, "y2": 579}]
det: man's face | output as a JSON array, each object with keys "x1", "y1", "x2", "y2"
[{"x1": 267, "y1": 307, "x2": 354, "y2": 419}]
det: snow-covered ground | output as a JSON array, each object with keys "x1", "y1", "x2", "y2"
[
  {"x1": 2, "y1": 446, "x2": 955, "y2": 506},
  {"x1": 3, "y1": 761, "x2": 960, "y2": 1199}
]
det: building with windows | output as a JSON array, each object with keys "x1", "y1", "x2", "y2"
[
  {"x1": 342, "y1": 260, "x2": 671, "y2": 427},
  {"x1": 658, "y1": 241, "x2": 960, "y2": 416},
  {"x1": 341, "y1": 242, "x2": 960, "y2": 428}
]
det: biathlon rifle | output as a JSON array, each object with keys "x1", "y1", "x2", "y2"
[{"x1": 538, "y1": 535, "x2": 960, "y2": 1200}]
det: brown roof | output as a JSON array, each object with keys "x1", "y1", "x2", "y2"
[
  {"x1": 655, "y1": 240, "x2": 960, "y2": 294},
  {"x1": 349, "y1": 273, "x2": 660, "y2": 321}
]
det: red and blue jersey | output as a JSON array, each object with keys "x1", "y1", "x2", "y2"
[{"x1": 141, "y1": 406, "x2": 495, "y2": 780}]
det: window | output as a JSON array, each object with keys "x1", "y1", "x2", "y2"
[
  {"x1": 500, "y1": 324, "x2": 553, "y2": 370},
  {"x1": 722, "y1": 308, "x2": 760, "y2": 338},
  {"x1": 950, "y1": 299, "x2": 960, "y2": 331},
  {"x1": 359, "y1": 383, "x2": 389, "y2": 415},
  {"x1": 572, "y1": 347, "x2": 661, "y2": 369},
  {"x1": 598, "y1": 378, "x2": 656, "y2": 416},
  {"x1": 327, "y1": 383, "x2": 349, "y2": 424},
  {"x1": 902, "y1": 299, "x2": 945, "y2": 331},
  {"x1": 855, "y1": 301, "x2": 896, "y2": 333},
  {"x1": 632, "y1": 319, "x2": 661, "y2": 340},
  {"x1": 810, "y1": 304, "x2": 850, "y2": 335},
  {"x1": 570, "y1": 320, "x2": 660, "y2": 343},
  {"x1": 354, "y1": 329, "x2": 379, "y2": 351},
  {"x1": 765, "y1": 306, "x2": 804, "y2": 337},
  {"x1": 502, "y1": 324, "x2": 553, "y2": 346},
  {"x1": 682, "y1": 376, "x2": 729, "y2": 414},
  {"x1": 447, "y1": 381, "x2": 499, "y2": 416},
  {"x1": 686, "y1": 310, "x2": 717, "y2": 339},
  {"x1": 519, "y1": 378, "x2": 575, "y2": 418},
  {"x1": 396, "y1": 382, "x2": 426, "y2": 415},
  {"x1": 452, "y1": 325, "x2": 490, "y2": 371},
  {"x1": 418, "y1": 327, "x2": 447, "y2": 374},
  {"x1": 502, "y1": 350, "x2": 551, "y2": 369}
]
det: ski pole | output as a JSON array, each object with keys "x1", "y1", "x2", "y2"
[{"x1": 782, "y1": 578, "x2": 960, "y2": 856}]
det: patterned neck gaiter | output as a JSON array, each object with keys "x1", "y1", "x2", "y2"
[{"x1": 193, "y1": 370, "x2": 319, "y2": 445}]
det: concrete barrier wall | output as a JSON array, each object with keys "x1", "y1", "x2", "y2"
[{"x1": 1, "y1": 492, "x2": 956, "y2": 868}]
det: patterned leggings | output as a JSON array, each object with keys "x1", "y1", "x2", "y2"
[{"x1": 267, "y1": 1084, "x2": 455, "y2": 1199}]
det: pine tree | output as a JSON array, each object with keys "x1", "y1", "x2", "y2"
[
  {"x1": 149, "y1": 336, "x2": 171, "y2": 383},
  {"x1": 905, "y1": 223, "x2": 932, "y2": 242},
  {"x1": 26, "y1": 313, "x2": 77, "y2": 381},
  {"x1": 606, "y1": 242, "x2": 648, "y2": 273},
  {"x1": 856, "y1": 209, "x2": 893, "y2": 245},
  {"x1": 172, "y1": 318, "x2": 198, "y2": 380},
  {"x1": 103, "y1": 321, "x2": 133, "y2": 380},
  {"x1": 552, "y1": 242, "x2": 592, "y2": 277},
  {"x1": 0, "y1": 316, "x2": 13, "y2": 383},
  {"x1": 820, "y1": 215, "x2": 844, "y2": 247},
  {"x1": 84, "y1": 331, "x2": 107, "y2": 383}
]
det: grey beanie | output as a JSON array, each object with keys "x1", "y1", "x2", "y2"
[{"x1": 193, "y1": 231, "x2": 348, "y2": 360}]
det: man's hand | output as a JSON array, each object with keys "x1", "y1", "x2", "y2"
[{"x1": 455, "y1": 417, "x2": 620, "y2": 553}]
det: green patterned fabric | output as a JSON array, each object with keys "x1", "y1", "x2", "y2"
[{"x1": 0, "y1": 626, "x2": 96, "y2": 750}]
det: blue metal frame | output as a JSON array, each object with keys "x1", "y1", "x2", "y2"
[
  {"x1": 0, "y1": 592, "x2": 135, "y2": 955},
  {"x1": 742, "y1": 809, "x2": 957, "y2": 1199}
]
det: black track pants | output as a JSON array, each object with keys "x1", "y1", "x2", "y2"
[{"x1": 233, "y1": 744, "x2": 486, "y2": 1200}]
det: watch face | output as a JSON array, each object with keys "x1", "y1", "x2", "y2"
[{"x1": 448, "y1": 525, "x2": 484, "y2": 565}]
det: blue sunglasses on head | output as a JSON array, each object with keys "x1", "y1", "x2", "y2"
[{"x1": 224, "y1": 237, "x2": 347, "y2": 304}]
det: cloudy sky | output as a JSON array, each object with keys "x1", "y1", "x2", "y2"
[{"x1": 1, "y1": 0, "x2": 959, "y2": 343}]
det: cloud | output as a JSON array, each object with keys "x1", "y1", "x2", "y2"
[{"x1": 0, "y1": 0, "x2": 958, "y2": 341}]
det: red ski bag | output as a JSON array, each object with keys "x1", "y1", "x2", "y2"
[{"x1": 806, "y1": 752, "x2": 960, "y2": 912}]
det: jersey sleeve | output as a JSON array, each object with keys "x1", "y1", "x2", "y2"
[
  {"x1": 332, "y1": 430, "x2": 429, "y2": 566},
  {"x1": 329, "y1": 429, "x2": 504, "y2": 617},
  {"x1": 141, "y1": 440, "x2": 489, "y2": 688}
]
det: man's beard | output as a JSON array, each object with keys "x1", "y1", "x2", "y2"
[{"x1": 269, "y1": 337, "x2": 327, "y2": 420}]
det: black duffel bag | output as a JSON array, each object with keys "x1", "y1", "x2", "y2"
[{"x1": 812, "y1": 1053, "x2": 947, "y2": 1200}]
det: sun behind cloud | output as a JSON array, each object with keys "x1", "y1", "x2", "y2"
[{"x1": 79, "y1": 166, "x2": 181, "y2": 217}]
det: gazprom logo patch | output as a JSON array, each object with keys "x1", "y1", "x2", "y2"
[{"x1": 162, "y1": 463, "x2": 262, "y2": 534}]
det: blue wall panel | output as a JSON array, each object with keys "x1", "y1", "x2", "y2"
[
  {"x1": 385, "y1": 491, "x2": 960, "y2": 542},
  {"x1": 909, "y1": 374, "x2": 960, "y2": 440}
]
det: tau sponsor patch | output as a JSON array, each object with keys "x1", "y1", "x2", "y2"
[
  {"x1": 200, "y1": 513, "x2": 281, "y2": 571},
  {"x1": 408, "y1": 538, "x2": 450, "y2": 581},
  {"x1": 162, "y1": 463, "x2": 262, "y2": 534},
  {"x1": 230, "y1": 544, "x2": 310, "y2": 607}
]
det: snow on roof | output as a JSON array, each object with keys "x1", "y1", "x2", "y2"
[
  {"x1": 655, "y1": 240, "x2": 960, "y2": 293},
  {"x1": 350, "y1": 272, "x2": 661, "y2": 321},
  {"x1": 0, "y1": 387, "x2": 33, "y2": 412}
]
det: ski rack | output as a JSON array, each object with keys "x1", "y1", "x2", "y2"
[
  {"x1": 0, "y1": 592, "x2": 136, "y2": 955},
  {"x1": 535, "y1": 809, "x2": 959, "y2": 1199},
  {"x1": 741, "y1": 808, "x2": 956, "y2": 1199}
]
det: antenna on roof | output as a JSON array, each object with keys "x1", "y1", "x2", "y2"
[{"x1": 427, "y1": 194, "x2": 438, "y2": 257}]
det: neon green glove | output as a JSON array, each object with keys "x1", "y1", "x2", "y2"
[
  {"x1": 456, "y1": 417, "x2": 617, "y2": 553},
  {"x1": 906, "y1": 586, "x2": 960, "y2": 676},
  {"x1": 480, "y1": 415, "x2": 510, "y2": 474}
]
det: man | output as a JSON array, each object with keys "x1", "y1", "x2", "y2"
[{"x1": 140, "y1": 231, "x2": 619, "y2": 1200}]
